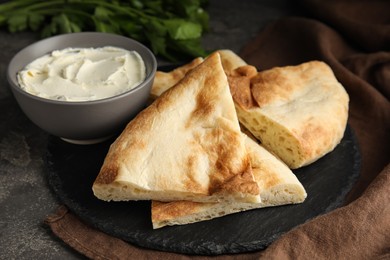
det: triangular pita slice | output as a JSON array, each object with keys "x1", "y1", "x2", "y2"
[
  {"x1": 151, "y1": 136, "x2": 307, "y2": 229},
  {"x1": 230, "y1": 61, "x2": 349, "y2": 169},
  {"x1": 92, "y1": 52, "x2": 260, "y2": 203}
]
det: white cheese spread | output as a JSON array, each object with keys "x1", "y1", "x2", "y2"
[{"x1": 17, "y1": 46, "x2": 146, "y2": 102}]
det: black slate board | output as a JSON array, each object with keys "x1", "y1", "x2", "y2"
[{"x1": 45, "y1": 125, "x2": 360, "y2": 255}]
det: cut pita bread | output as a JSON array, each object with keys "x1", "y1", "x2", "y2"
[
  {"x1": 92, "y1": 52, "x2": 260, "y2": 204},
  {"x1": 230, "y1": 61, "x2": 349, "y2": 169},
  {"x1": 151, "y1": 136, "x2": 307, "y2": 229},
  {"x1": 152, "y1": 50, "x2": 349, "y2": 169}
]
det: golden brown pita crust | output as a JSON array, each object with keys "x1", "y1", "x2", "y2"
[
  {"x1": 227, "y1": 65, "x2": 258, "y2": 109},
  {"x1": 151, "y1": 136, "x2": 307, "y2": 229},
  {"x1": 93, "y1": 52, "x2": 260, "y2": 203}
]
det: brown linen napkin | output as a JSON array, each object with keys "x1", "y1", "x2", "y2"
[
  {"x1": 45, "y1": 206, "x2": 259, "y2": 260},
  {"x1": 45, "y1": 0, "x2": 390, "y2": 259}
]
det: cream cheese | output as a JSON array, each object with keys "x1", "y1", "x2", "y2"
[{"x1": 17, "y1": 46, "x2": 146, "y2": 102}]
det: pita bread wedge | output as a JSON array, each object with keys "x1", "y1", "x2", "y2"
[
  {"x1": 151, "y1": 136, "x2": 307, "y2": 229},
  {"x1": 150, "y1": 57, "x2": 204, "y2": 99},
  {"x1": 230, "y1": 61, "x2": 349, "y2": 169},
  {"x1": 92, "y1": 52, "x2": 260, "y2": 204},
  {"x1": 149, "y1": 50, "x2": 248, "y2": 101},
  {"x1": 218, "y1": 49, "x2": 248, "y2": 72}
]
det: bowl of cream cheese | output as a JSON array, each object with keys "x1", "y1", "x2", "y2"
[{"x1": 7, "y1": 32, "x2": 157, "y2": 144}]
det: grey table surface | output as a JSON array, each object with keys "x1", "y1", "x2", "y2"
[{"x1": 0, "y1": 1, "x2": 301, "y2": 259}]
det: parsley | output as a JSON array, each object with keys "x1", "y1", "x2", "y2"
[{"x1": 0, "y1": 0, "x2": 210, "y2": 61}]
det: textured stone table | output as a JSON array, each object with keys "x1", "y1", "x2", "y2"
[{"x1": 0, "y1": 1, "x2": 299, "y2": 258}]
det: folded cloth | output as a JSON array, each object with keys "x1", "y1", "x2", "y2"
[
  {"x1": 45, "y1": 0, "x2": 390, "y2": 259},
  {"x1": 257, "y1": 164, "x2": 390, "y2": 259}
]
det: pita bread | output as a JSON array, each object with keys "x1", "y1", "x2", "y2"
[
  {"x1": 218, "y1": 49, "x2": 248, "y2": 72},
  {"x1": 230, "y1": 61, "x2": 349, "y2": 169},
  {"x1": 151, "y1": 136, "x2": 307, "y2": 229},
  {"x1": 151, "y1": 50, "x2": 348, "y2": 169},
  {"x1": 92, "y1": 52, "x2": 260, "y2": 203},
  {"x1": 149, "y1": 50, "x2": 248, "y2": 100},
  {"x1": 150, "y1": 57, "x2": 204, "y2": 99}
]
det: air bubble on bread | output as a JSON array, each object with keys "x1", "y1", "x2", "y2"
[
  {"x1": 261, "y1": 184, "x2": 306, "y2": 205},
  {"x1": 235, "y1": 105, "x2": 305, "y2": 169}
]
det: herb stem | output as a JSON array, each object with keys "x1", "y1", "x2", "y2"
[{"x1": 0, "y1": 0, "x2": 38, "y2": 13}]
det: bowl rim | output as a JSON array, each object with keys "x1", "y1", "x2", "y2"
[{"x1": 7, "y1": 32, "x2": 157, "y2": 106}]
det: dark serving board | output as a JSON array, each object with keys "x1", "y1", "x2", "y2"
[{"x1": 45, "y1": 125, "x2": 360, "y2": 255}]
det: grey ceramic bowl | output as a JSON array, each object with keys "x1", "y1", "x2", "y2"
[{"x1": 7, "y1": 32, "x2": 157, "y2": 144}]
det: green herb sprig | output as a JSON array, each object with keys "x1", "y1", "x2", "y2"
[{"x1": 0, "y1": 0, "x2": 210, "y2": 61}]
